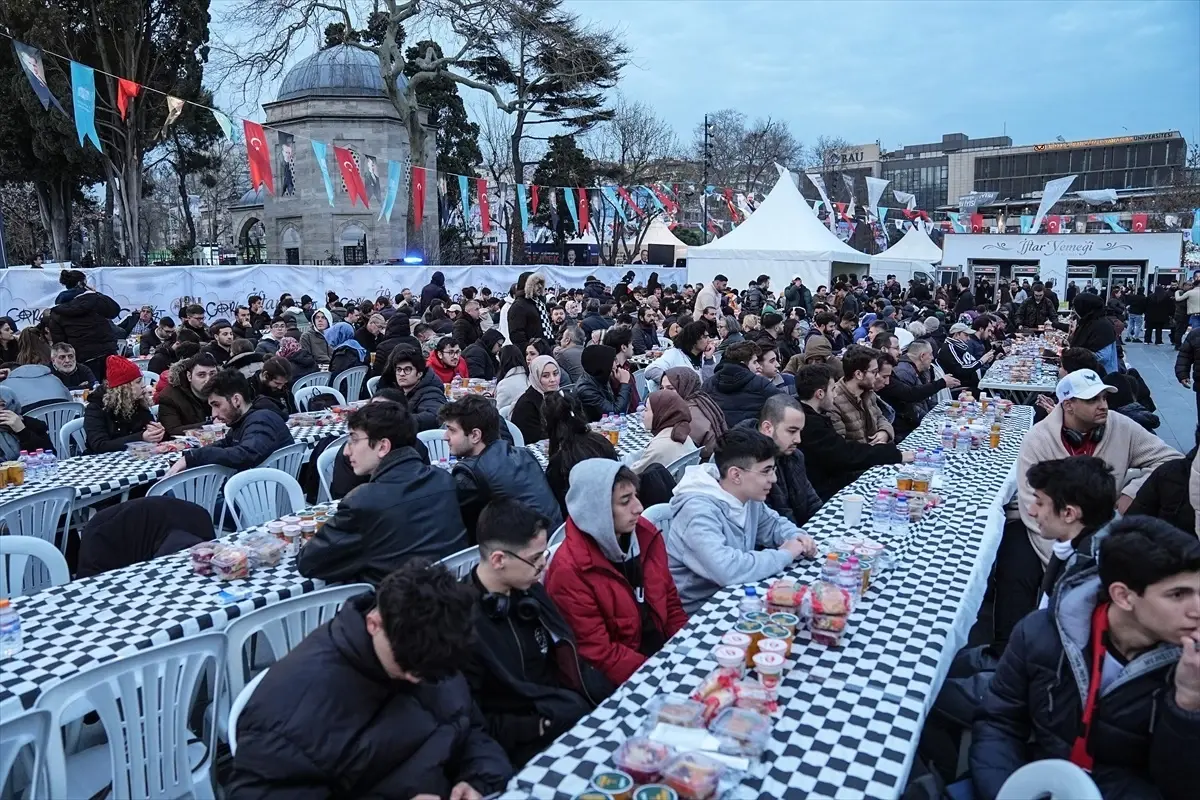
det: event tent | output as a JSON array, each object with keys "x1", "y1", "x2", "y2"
[
  {"x1": 628, "y1": 216, "x2": 689, "y2": 264},
  {"x1": 686, "y1": 169, "x2": 870, "y2": 289},
  {"x1": 869, "y1": 225, "x2": 943, "y2": 284}
]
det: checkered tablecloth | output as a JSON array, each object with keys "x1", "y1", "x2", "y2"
[
  {"x1": 979, "y1": 354, "x2": 1058, "y2": 400},
  {"x1": 0, "y1": 452, "x2": 177, "y2": 506},
  {"x1": 287, "y1": 421, "x2": 349, "y2": 445},
  {"x1": 0, "y1": 520, "x2": 328, "y2": 715},
  {"x1": 525, "y1": 418, "x2": 656, "y2": 468},
  {"x1": 502, "y1": 407, "x2": 1034, "y2": 800}
]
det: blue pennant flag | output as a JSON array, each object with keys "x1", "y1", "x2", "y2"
[
  {"x1": 878, "y1": 207, "x2": 888, "y2": 227},
  {"x1": 1191, "y1": 208, "x2": 1200, "y2": 244},
  {"x1": 13, "y1": 42, "x2": 65, "y2": 113},
  {"x1": 602, "y1": 186, "x2": 627, "y2": 223},
  {"x1": 1102, "y1": 213, "x2": 1127, "y2": 233},
  {"x1": 563, "y1": 188, "x2": 580, "y2": 232},
  {"x1": 70, "y1": 61, "x2": 101, "y2": 150},
  {"x1": 516, "y1": 184, "x2": 530, "y2": 231},
  {"x1": 642, "y1": 185, "x2": 665, "y2": 213},
  {"x1": 1019, "y1": 215, "x2": 1034, "y2": 234},
  {"x1": 458, "y1": 175, "x2": 470, "y2": 222},
  {"x1": 311, "y1": 140, "x2": 335, "y2": 207},
  {"x1": 947, "y1": 212, "x2": 967, "y2": 233},
  {"x1": 381, "y1": 160, "x2": 401, "y2": 222}
]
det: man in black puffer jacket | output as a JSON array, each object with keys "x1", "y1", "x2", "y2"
[
  {"x1": 507, "y1": 272, "x2": 553, "y2": 350},
  {"x1": 230, "y1": 562, "x2": 513, "y2": 798},
  {"x1": 46, "y1": 288, "x2": 121, "y2": 380},
  {"x1": 970, "y1": 517, "x2": 1200, "y2": 800},
  {"x1": 463, "y1": 328, "x2": 504, "y2": 380},
  {"x1": 379, "y1": 345, "x2": 446, "y2": 431},
  {"x1": 702, "y1": 340, "x2": 779, "y2": 428},
  {"x1": 574, "y1": 344, "x2": 631, "y2": 422},
  {"x1": 418, "y1": 270, "x2": 452, "y2": 315},
  {"x1": 735, "y1": 396, "x2": 823, "y2": 526},
  {"x1": 168, "y1": 369, "x2": 291, "y2": 474}
]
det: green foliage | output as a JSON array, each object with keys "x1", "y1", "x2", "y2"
[
  {"x1": 404, "y1": 40, "x2": 481, "y2": 203},
  {"x1": 532, "y1": 134, "x2": 593, "y2": 240},
  {"x1": 674, "y1": 227, "x2": 705, "y2": 247}
]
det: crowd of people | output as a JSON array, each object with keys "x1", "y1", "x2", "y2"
[{"x1": 3, "y1": 265, "x2": 1199, "y2": 800}]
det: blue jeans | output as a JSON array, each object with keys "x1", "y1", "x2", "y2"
[
  {"x1": 1128, "y1": 314, "x2": 1144, "y2": 339},
  {"x1": 1190, "y1": 314, "x2": 1200, "y2": 330}
]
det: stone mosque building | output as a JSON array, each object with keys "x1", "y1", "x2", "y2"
[{"x1": 229, "y1": 45, "x2": 437, "y2": 264}]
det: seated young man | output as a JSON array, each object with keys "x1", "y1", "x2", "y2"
[
  {"x1": 230, "y1": 560, "x2": 512, "y2": 799},
  {"x1": 667, "y1": 428, "x2": 817, "y2": 615},
  {"x1": 738, "y1": 394, "x2": 823, "y2": 526},
  {"x1": 165, "y1": 369, "x2": 292, "y2": 475},
  {"x1": 971, "y1": 517, "x2": 1200, "y2": 800},
  {"x1": 546, "y1": 459, "x2": 689, "y2": 685},
  {"x1": 157, "y1": 352, "x2": 219, "y2": 437},
  {"x1": 441, "y1": 395, "x2": 563, "y2": 537},
  {"x1": 300, "y1": 401, "x2": 467, "y2": 585},
  {"x1": 463, "y1": 500, "x2": 612, "y2": 767}
]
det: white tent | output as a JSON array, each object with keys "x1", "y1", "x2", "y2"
[
  {"x1": 870, "y1": 225, "x2": 943, "y2": 284},
  {"x1": 626, "y1": 216, "x2": 689, "y2": 264},
  {"x1": 686, "y1": 169, "x2": 871, "y2": 289}
]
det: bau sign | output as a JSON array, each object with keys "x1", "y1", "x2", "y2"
[{"x1": 837, "y1": 151, "x2": 865, "y2": 165}]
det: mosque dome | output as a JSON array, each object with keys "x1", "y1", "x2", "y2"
[
  {"x1": 275, "y1": 45, "x2": 403, "y2": 102},
  {"x1": 233, "y1": 187, "x2": 264, "y2": 207}
]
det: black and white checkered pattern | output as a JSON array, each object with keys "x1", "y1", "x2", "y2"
[
  {"x1": 0, "y1": 452, "x2": 176, "y2": 506},
  {"x1": 525, "y1": 418, "x2": 656, "y2": 468},
  {"x1": 0, "y1": 522, "x2": 325, "y2": 715},
  {"x1": 501, "y1": 407, "x2": 1033, "y2": 800},
  {"x1": 287, "y1": 421, "x2": 349, "y2": 445}
]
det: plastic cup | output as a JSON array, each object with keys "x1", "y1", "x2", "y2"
[
  {"x1": 757, "y1": 637, "x2": 789, "y2": 661},
  {"x1": 843, "y1": 494, "x2": 864, "y2": 527},
  {"x1": 720, "y1": 631, "x2": 752, "y2": 652},
  {"x1": 713, "y1": 645, "x2": 745, "y2": 672},
  {"x1": 752, "y1": 651, "x2": 785, "y2": 692}
]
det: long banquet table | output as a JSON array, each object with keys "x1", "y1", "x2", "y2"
[{"x1": 502, "y1": 404, "x2": 1034, "y2": 799}]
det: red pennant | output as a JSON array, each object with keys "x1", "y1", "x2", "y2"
[
  {"x1": 1046, "y1": 216, "x2": 1061, "y2": 234},
  {"x1": 653, "y1": 185, "x2": 677, "y2": 215},
  {"x1": 1131, "y1": 213, "x2": 1147, "y2": 232},
  {"x1": 334, "y1": 145, "x2": 369, "y2": 208},
  {"x1": 617, "y1": 186, "x2": 643, "y2": 217},
  {"x1": 969, "y1": 213, "x2": 984, "y2": 233},
  {"x1": 411, "y1": 166, "x2": 427, "y2": 230},
  {"x1": 577, "y1": 188, "x2": 590, "y2": 233},
  {"x1": 477, "y1": 178, "x2": 491, "y2": 234},
  {"x1": 242, "y1": 120, "x2": 274, "y2": 195},
  {"x1": 530, "y1": 185, "x2": 540, "y2": 215},
  {"x1": 117, "y1": 79, "x2": 140, "y2": 121}
]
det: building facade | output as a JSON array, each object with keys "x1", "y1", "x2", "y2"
[{"x1": 879, "y1": 133, "x2": 1013, "y2": 212}]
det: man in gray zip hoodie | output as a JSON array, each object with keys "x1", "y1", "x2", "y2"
[{"x1": 667, "y1": 428, "x2": 816, "y2": 615}]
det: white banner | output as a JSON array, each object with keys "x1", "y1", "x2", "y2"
[
  {"x1": 893, "y1": 190, "x2": 917, "y2": 211},
  {"x1": 1030, "y1": 175, "x2": 1077, "y2": 235},
  {"x1": 805, "y1": 173, "x2": 835, "y2": 231},
  {"x1": 865, "y1": 176, "x2": 889, "y2": 222},
  {"x1": 1076, "y1": 188, "x2": 1118, "y2": 205}
]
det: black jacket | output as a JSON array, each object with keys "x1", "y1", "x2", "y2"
[
  {"x1": 510, "y1": 385, "x2": 548, "y2": 444},
  {"x1": 464, "y1": 329, "x2": 504, "y2": 381},
  {"x1": 352, "y1": 326, "x2": 378, "y2": 354},
  {"x1": 452, "y1": 439, "x2": 563, "y2": 538},
  {"x1": 632, "y1": 323, "x2": 658, "y2": 355},
  {"x1": 1127, "y1": 454, "x2": 1196, "y2": 533},
  {"x1": 579, "y1": 312, "x2": 613, "y2": 341},
  {"x1": 1175, "y1": 327, "x2": 1200, "y2": 388},
  {"x1": 1017, "y1": 296, "x2": 1058, "y2": 328},
  {"x1": 182, "y1": 396, "x2": 292, "y2": 471},
  {"x1": 953, "y1": 287, "x2": 976, "y2": 317},
  {"x1": 247, "y1": 373, "x2": 298, "y2": 416},
  {"x1": 971, "y1": 565, "x2": 1200, "y2": 800},
  {"x1": 1127, "y1": 292, "x2": 1149, "y2": 316},
  {"x1": 938, "y1": 338, "x2": 986, "y2": 391},
  {"x1": 394, "y1": 368, "x2": 447, "y2": 432},
  {"x1": 51, "y1": 364, "x2": 96, "y2": 390},
  {"x1": 299, "y1": 448, "x2": 467, "y2": 585},
  {"x1": 77, "y1": 496, "x2": 213, "y2": 578},
  {"x1": 507, "y1": 295, "x2": 547, "y2": 350},
  {"x1": 84, "y1": 388, "x2": 154, "y2": 454},
  {"x1": 47, "y1": 291, "x2": 121, "y2": 363},
  {"x1": 796, "y1": 403, "x2": 903, "y2": 500},
  {"x1": 419, "y1": 272, "x2": 452, "y2": 314},
  {"x1": 147, "y1": 349, "x2": 178, "y2": 377},
  {"x1": 230, "y1": 594, "x2": 512, "y2": 799},
  {"x1": 232, "y1": 322, "x2": 261, "y2": 342},
  {"x1": 1146, "y1": 288, "x2": 1175, "y2": 326},
  {"x1": 462, "y1": 575, "x2": 611, "y2": 766},
  {"x1": 702, "y1": 361, "x2": 781, "y2": 428},
  {"x1": 735, "y1": 420, "x2": 822, "y2": 525},
  {"x1": 453, "y1": 315, "x2": 483, "y2": 349},
  {"x1": 1, "y1": 415, "x2": 54, "y2": 455},
  {"x1": 138, "y1": 326, "x2": 167, "y2": 356},
  {"x1": 249, "y1": 309, "x2": 272, "y2": 331},
  {"x1": 880, "y1": 356, "x2": 948, "y2": 441},
  {"x1": 176, "y1": 321, "x2": 213, "y2": 345},
  {"x1": 156, "y1": 383, "x2": 210, "y2": 437},
  {"x1": 574, "y1": 372, "x2": 631, "y2": 422},
  {"x1": 203, "y1": 341, "x2": 232, "y2": 366}
]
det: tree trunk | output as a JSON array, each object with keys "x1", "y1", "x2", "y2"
[
  {"x1": 508, "y1": 129, "x2": 526, "y2": 265},
  {"x1": 177, "y1": 167, "x2": 197, "y2": 249},
  {"x1": 102, "y1": 189, "x2": 115, "y2": 262},
  {"x1": 34, "y1": 180, "x2": 71, "y2": 262}
]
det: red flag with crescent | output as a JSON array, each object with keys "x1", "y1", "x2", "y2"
[
  {"x1": 117, "y1": 79, "x2": 140, "y2": 120},
  {"x1": 531, "y1": 185, "x2": 540, "y2": 215},
  {"x1": 242, "y1": 120, "x2": 274, "y2": 195},
  {"x1": 477, "y1": 178, "x2": 491, "y2": 234},
  {"x1": 578, "y1": 188, "x2": 590, "y2": 233},
  {"x1": 1131, "y1": 213, "x2": 1147, "y2": 232},
  {"x1": 334, "y1": 145, "x2": 369, "y2": 207},
  {"x1": 617, "y1": 186, "x2": 643, "y2": 217},
  {"x1": 411, "y1": 166, "x2": 427, "y2": 229}
]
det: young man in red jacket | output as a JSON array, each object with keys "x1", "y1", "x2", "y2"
[{"x1": 546, "y1": 459, "x2": 689, "y2": 686}]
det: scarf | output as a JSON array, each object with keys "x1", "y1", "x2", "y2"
[
  {"x1": 663, "y1": 366, "x2": 727, "y2": 438},
  {"x1": 529, "y1": 355, "x2": 559, "y2": 394},
  {"x1": 278, "y1": 337, "x2": 301, "y2": 359},
  {"x1": 534, "y1": 296, "x2": 555, "y2": 341},
  {"x1": 0, "y1": 386, "x2": 25, "y2": 461},
  {"x1": 325, "y1": 322, "x2": 355, "y2": 349},
  {"x1": 648, "y1": 389, "x2": 691, "y2": 444}
]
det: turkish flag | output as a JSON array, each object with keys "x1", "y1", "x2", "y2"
[
  {"x1": 411, "y1": 166, "x2": 426, "y2": 230},
  {"x1": 334, "y1": 146, "x2": 369, "y2": 208},
  {"x1": 578, "y1": 188, "x2": 590, "y2": 234},
  {"x1": 970, "y1": 213, "x2": 984, "y2": 233},
  {"x1": 617, "y1": 185, "x2": 643, "y2": 217},
  {"x1": 1132, "y1": 213, "x2": 1147, "y2": 232},
  {"x1": 477, "y1": 178, "x2": 491, "y2": 234},
  {"x1": 1046, "y1": 216, "x2": 1061, "y2": 234},
  {"x1": 117, "y1": 79, "x2": 140, "y2": 120},
  {"x1": 531, "y1": 185, "x2": 540, "y2": 215},
  {"x1": 242, "y1": 120, "x2": 274, "y2": 195}
]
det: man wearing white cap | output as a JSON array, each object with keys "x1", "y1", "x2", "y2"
[{"x1": 936, "y1": 322, "x2": 994, "y2": 392}]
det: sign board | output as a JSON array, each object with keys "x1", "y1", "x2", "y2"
[{"x1": 1031, "y1": 131, "x2": 1179, "y2": 152}]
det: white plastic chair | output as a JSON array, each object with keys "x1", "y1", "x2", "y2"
[
  {"x1": 366, "y1": 375, "x2": 381, "y2": 397},
  {"x1": 295, "y1": 385, "x2": 346, "y2": 413},
  {"x1": 0, "y1": 707, "x2": 50, "y2": 800},
  {"x1": 260, "y1": 441, "x2": 309, "y2": 480},
  {"x1": 665, "y1": 448, "x2": 702, "y2": 482},
  {"x1": 641, "y1": 502, "x2": 672, "y2": 538},
  {"x1": 316, "y1": 434, "x2": 349, "y2": 502},
  {"x1": 141, "y1": 371, "x2": 158, "y2": 389},
  {"x1": 996, "y1": 759, "x2": 1102, "y2": 800},
  {"x1": 333, "y1": 365, "x2": 368, "y2": 402},
  {"x1": 547, "y1": 521, "x2": 567, "y2": 550},
  {"x1": 504, "y1": 417, "x2": 525, "y2": 448},
  {"x1": 58, "y1": 418, "x2": 86, "y2": 458},
  {"x1": 0, "y1": 486, "x2": 75, "y2": 555},
  {"x1": 222, "y1": 468, "x2": 305, "y2": 530},
  {"x1": 291, "y1": 371, "x2": 331, "y2": 399},
  {"x1": 0, "y1": 535, "x2": 70, "y2": 598},
  {"x1": 418, "y1": 429, "x2": 451, "y2": 462},
  {"x1": 498, "y1": 404, "x2": 514, "y2": 419},
  {"x1": 227, "y1": 669, "x2": 268, "y2": 757},
  {"x1": 146, "y1": 465, "x2": 235, "y2": 520},
  {"x1": 149, "y1": 403, "x2": 159, "y2": 421},
  {"x1": 37, "y1": 632, "x2": 225, "y2": 800},
  {"x1": 24, "y1": 401, "x2": 84, "y2": 450},
  {"x1": 633, "y1": 368, "x2": 648, "y2": 400},
  {"x1": 437, "y1": 545, "x2": 480, "y2": 579}
]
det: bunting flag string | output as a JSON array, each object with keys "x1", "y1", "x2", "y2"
[
  {"x1": 334, "y1": 145, "x2": 369, "y2": 208},
  {"x1": 601, "y1": 186, "x2": 626, "y2": 223},
  {"x1": 531, "y1": 185, "x2": 540, "y2": 215},
  {"x1": 363, "y1": 155, "x2": 382, "y2": 206},
  {"x1": 311, "y1": 140, "x2": 335, "y2": 207},
  {"x1": 457, "y1": 175, "x2": 470, "y2": 222},
  {"x1": 577, "y1": 188, "x2": 590, "y2": 234},
  {"x1": 477, "y1": 178, "x2": 491, "y2": 234},
  {"x1": 516, "y1": 184, "x2": 530, "y2": 231},
  {"x1": 243, "y1": 120, "x2": 274, "y2": 195},
  {"x1": 69, "y1": 61, "x2": 100, "y2": 150},
  {"x1": 644, "y1": 185, "x2": 665, "y2": 213},
  {"x1": 279, "y1": 132, "x2": 296, "y2": 196},
  {"x1": 381, "y1": 160, "x2": 401, "y2": 222},
  {"x1": 616, "y1": 186, "x2": 643, "y2": 217},
  {"x1": 159, "y1": 96, "x2": 184, "y2": 139},
  {"x1": 563, "y1": 188, "x2": 579, "y2": 232},
  {"x1": 12, "y1": 41, "x2": 65, "y2": 113},
  {"x1": 211, "y1": 109, "x2": 234, "y2": 140}
]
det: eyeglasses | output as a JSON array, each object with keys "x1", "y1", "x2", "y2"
[
  {"x1": 503, "y1": 549, "x2": 549, "y2": 570},
  {"x1": 395, "y1": 365, "x2": 417, "y2": 375},
  {"x1": 348, "y1": 434, "x2": 373, "y2": 446}
]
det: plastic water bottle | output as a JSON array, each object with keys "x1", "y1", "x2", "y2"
[
  {"x1": 914, "y1": 448, "x2": 928, "y2": 471},
  {"x1": 836, "y1": 563, "x2": 861, "y2": 605},
  {"x1": 820, "y1": 553, "x2": 841, "y2": 581},
  {"x1": 940, "y1": 423, "x2": 955, "y2": 451},
  {"x1": 18, "y1": 451, "x2": 33, "y2": 482},
  {"x1": 931, "y1": 447, "x2": 946, "y2": 476},
  {"x1": 0, "y1": 599, "x2": 22, "y2": 658},
  {"x1": 738, "y1": 586, "x2": 764, "y2": 616},
  {"x1": 41, "y1": 450, "x2": 58, "y2": 477},
  {"x1": 871, "y1": 490, "x2": 893, "y2": 534},
  {"x1": 32, "y1": 449, "x2": 47, "y2": 480},
  {"x1": 956, "y1": 427, "x2": 971, "y2": 452},
  {"x1": 893, "y1": 494, "x2": 910, "y2": 536},
  {"x1": 447, "y1": 454, "x2": 457, "y2": 468}
]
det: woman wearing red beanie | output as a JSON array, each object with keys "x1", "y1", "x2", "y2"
[{"x1": 83, "y1": 355, "x2": 163, "y2": 454}]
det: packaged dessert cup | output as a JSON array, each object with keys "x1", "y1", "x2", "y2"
[
  {"x1": 709, "y1": 707, "x2": 771, "y2": 758},
  {"x1": 613, "y1": 737, "x2": 674, "y2": 784},
  {"x1": 645, "y1": 694, "x2": 706, "y2": 729},
  {"x1": 660, "y1": 752, "x2": 725, "y2": 800}
]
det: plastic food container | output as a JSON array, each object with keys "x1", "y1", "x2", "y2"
[
  {"x1": 766, "y1": 579, "x2": 805, "y2": 614},
  {"x1": 691, "y1": 667, "x2": 739, "y2": 723},
  {"x1": 731, "y1": 620, "x2": 762, "y2": 666},
  {"x1": 633, "y1": 786, "x2": 679, "y2": 800},
  {"x1": 768, "y1": 612, "x2": 799, "y2": 635},
  {"x1": 712, "y1": 645, "x2": 745, "y2": 674},
  {"x1": 189, "y1": 542, "x2": 221, "y2": 575},
  {"x1": 646, "y1": 694, "x2": 706, "y2": 729},
  {"x1": 280, "y1": 516, "x2": 301, "y2": 527},
  {"x1": 756, "y1": 637, "x2": 788, "y2": 661},
  {"x1": 740, "y1": 610, "x2": 771, "y2": 626},
  {"x1": 266, "y1": 521, "x2": 285, "y2": 540},
  {"x1": 661, "y1": 751, "x2": 725, "y2": 800},
  {"x1": 591, "y1": 770, "x2": 634, "y2": 800},
  {"x1": 125, "y1": 442, "x2": 155, "y2": 460},
  {"x1": 718, "y1": 631, "x2": 752, "y2": 654},
  {"x1": 211, "y1": 546, "x2": 250, "y2": 581},
  {"x1": 573, "y1": 793, "x2": 613, "y2": 800},
  {"x1": 613, "y1": 737, "x2": 673, "y2": 784},
  {"x1": 709, "y1": 707, "x2": 771, "y2": 757},
  {"x1": 752, "y1": 651, "x2": 785, "y2": 692},
  {"x1": 731, "y1": 678, "x2": 777, "y2": 715},
  {"x1": 300, "y1": 521, "x2": 317, "y2": 542},
  {"x1": 282, "y1": 525, "x2": 302, "y2": 557},
  {"x1": 242, "y1": 533, "x2": 285, "y2": 568}
]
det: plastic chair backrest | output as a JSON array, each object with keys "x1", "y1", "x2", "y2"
[
  {"x1": 149, "y1": 404, "x2": 159, "y2": 421},
  {"x1": 641, "y1": 503, "x2": 672, "y2": 539},
  {"x1": 666, "y1": 448, "x2": 702, "y2": 482},
  {"x1": 504, "y1": 418, "x2": 525, "y2": 448},
  {"x1": 0, "y1": 535, "x2": 70, "y2": 598},
  {"x1": 316, "y1": 434, "x2": 349, "y2": 503},
  {"x1": 366, "y1": 376, "x2": 381, "y2": 397},
  {"x1": 58, "y1": 418, "x2": 86, "y2": 459},
  {"x1": 146, "y1": 465, "x2": 235, "y2": 520},
  {"x1": 227, "y1": 668, "x2": 268, "y2": 757},
  {"x1": 291, "y1": 371, "x2": 331, "y2": 397},
  {"x1": 498, "y1": 404, "x2": 514, "y2": 419},
  {"x1": 295, "y1": 385, "x2": 346, "y2": 413},
  {"x1": 0, "y1": 486, "x2": 75, "y2": 555},
  {"x1": 437, "y1": 545, "x2": 481, "y2": 579},
  {"x1": 633, "y1": 368, "x2": 648, "y2": 400},
  {"x1": 36, "y1": 632, "x2": 225, "y2": 800},
  {"x1": 996, "y1": 759, "x2": 1102, "y2": 800},
  {"x1": 548, "y1": 521, "x2": 567, "y2": 550},
  {"x1": 222, "y1": 468, "x2": 305, "y2": 529},
  {"x1": 417, "y1": 429, "x2": 451, "y2": 462},
  {"x1": 141, "y1": 371, "x2": 158, "y2": 388},
  {"x1": 0, "y1": 708, "x2": 50, "y2": 800},
  {"x1": 260, "y1": 441, "x2": 309, "y2": 480},
  {"x1": 333, "y1": 366, "x2": 368, "y2": 402},
  {"x1": 24, "y1": 402, "x2": 84, "y2": 449}
]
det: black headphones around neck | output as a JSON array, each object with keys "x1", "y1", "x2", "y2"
[
  {"x1": 1062, "y1": 424, "x2": 1105, "y2": 447},
  {"x1": 480, "y1": 588, "x2": 541, "y2": 622}
]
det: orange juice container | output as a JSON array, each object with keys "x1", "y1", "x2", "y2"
[
  {"x1": 732, "y1": 620, "x2": 763, "y2": 667},
  {"x1": 896, "y1": 470, "x2": 913, "y2": 492},
  {"x1": 6, "y1": 461, "x2": 23, "y2": 486},
  {"x1": 990, "y1": 423, "x2": 1001, "y2": 449},
  {"x1": 760, "y1": 622, "x2": 793, "y2": 656}
]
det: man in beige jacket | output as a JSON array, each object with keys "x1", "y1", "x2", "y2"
[{"x1": 1175, "y1": 280, "x2": 1200, "y2": 328}]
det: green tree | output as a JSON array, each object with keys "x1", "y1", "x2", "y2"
[
  {"x1": 533, "y1": 135, "x2": 593, "y2": 246},
  {"x1": 674, "y1": 227, "x2": 704, "y2": 247}
]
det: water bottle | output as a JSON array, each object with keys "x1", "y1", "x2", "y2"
[
  {"x1": 956, "y1": 427, "x2": 971, "y2": 452},
  {"x1": 914, "y1": 448, "x2": 928, "y2": 471},
  {"x1": 18, "y1": 451, "x2": 33, "y2": 482},
  {"x1": 820, "y1": 553, "x2": 841, "y2": 581},
  {"x1": 0, "y1": 599, "x2": 22, "y2": 658},
  {"x1": 940, "y1": 423, "x2": 955, "y2": 451},
  {"x1": 871, "y1": 490, "x2": 893, "y2": 534},
  {"x1": 893, "y1": 494, "x2": 910, "y2": 536},
  {"x1": 932, "y1": 447, "x2": 946, "y2": 476},
  {"x1": 738, "y1": 586, "x2": 764, "y2": 616},
  {"x1": 447, "y1": 454, "x2": 457, "y2": 468},
  {"x1": 32, "y1": 449, "x2": 47, "y2": 480},
  {"x1": 41, "y1": 449, "x2": 58, "y2": 477},
  {"x1": 835, "y1": 563, "x2": 861, "y2": 605},
  {"x1": 846, "y1": 556, "x2": 865, "y2": 599}
]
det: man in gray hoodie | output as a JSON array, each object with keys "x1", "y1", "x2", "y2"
[{"x1": 667, "y1": 428, "x2": 817, "y2": 614}]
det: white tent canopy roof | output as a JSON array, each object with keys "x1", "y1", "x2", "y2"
[
  {"x1": 873, "y1": 225, "x2": 943, "y2": 265},
  {"x1": 634, "y1": 216, "x2": 689, "y2": 257}
]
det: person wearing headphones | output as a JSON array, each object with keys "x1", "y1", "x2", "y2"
[{"x1": 463, "y1": 499, "x2": 613, "y2": 767}]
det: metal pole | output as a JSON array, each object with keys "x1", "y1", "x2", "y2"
[
  {"x1": 0, "y1": 201, "x2": 8, "y2": 269},
  {"x1": 703, "y1": 114, "x2": 710, "y2": 243}
]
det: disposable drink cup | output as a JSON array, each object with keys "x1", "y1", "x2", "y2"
[
  {"x1": 752, "y1": 651, "x2": 785, "y2": 691},
  {"x1": 843, "y1": 494, "x2": 864, "y2": 526}
]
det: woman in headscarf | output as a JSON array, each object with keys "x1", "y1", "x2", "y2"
[
  {"x1": 328, "y1": 321, "x2": 369, "y2": 391},
  {"x1": 299, "y1": 307, "x2": 334, "y2": 366},
  {"x1": 0, "y1": 385, "x2": 55, "y2": 459},
  {"x1": 510, "y1": 354, "x2": 561, "y2": 443},
  {"x1": 278, "y1": 336, "x2": 317, "y2": 381},
  {"x1": 495, "y1": 344, "x2": 530, "y2": 412},
  {"x1": 1069, "y1": 292, "x2": 1119, "y2": 374},
  {"x1": 661, "y1": 366, "x2": 727, "y2": 460},
  {"x1": 631, "y1": 390, "x2": 696, "y2": 474}
]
